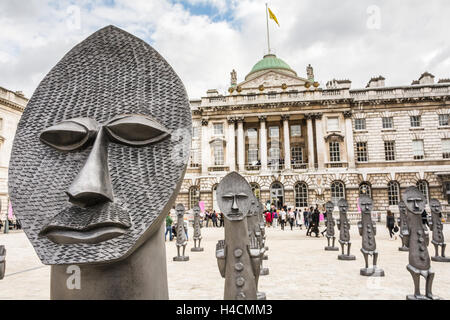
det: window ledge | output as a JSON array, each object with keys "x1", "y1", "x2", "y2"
[
  {"x1": 438, "y1": 126, "x2": 450, "y2": 129},
  {"x1": 409, "y1": 127, "x2": 424, "y2": 131},
  {"x1": 381, "y1": 129, "x2": 396, "y2": 132},
  {"x1": 354, "y1": 130, "x2": 368, "y2": 133}
]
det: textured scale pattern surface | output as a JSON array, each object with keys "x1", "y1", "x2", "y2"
[{"x1": 8, "y1": 25, "x2": 191, "y2": 265}]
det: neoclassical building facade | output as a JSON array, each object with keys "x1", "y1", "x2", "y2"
[
  {"x1": 176, "y1": 54, "x2": 450, "y2": 221},
  {"x1": 0, "y1": 86, "x2": 27, "y2": 221}
]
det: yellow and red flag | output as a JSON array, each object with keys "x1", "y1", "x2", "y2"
[{"x1": 268, "y1": 7, "x2": 280, "y2": 27}]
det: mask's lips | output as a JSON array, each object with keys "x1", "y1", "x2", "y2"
[{"x1": 39, "y1": 202, "x2": 131, "y2": 245}]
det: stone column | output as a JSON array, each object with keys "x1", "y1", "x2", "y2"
[
  {"x1": 282, "y1": 115, "x2": 291, "y2": 170},
  {"x1": 201, "y1": 119, "x2": 210, "y2": 174},
  {"x1": 314, "y1": 113, "x2": 325, "y2": 170},
  {"x1": 344, "y1": 111, "x2": 355, "y2": 169},
  {"x1": 306, "y1": 114, "x2": 315, "y2": 170},
  {"x1": 236, "y1": 117, "x2": 245, "y2": 172},
  {"x1": 259, "y1": 116, "x2": 268, "y2": 172},
  {"x1": 227, "y1": 117, "x2": 236, "y2": 172}
]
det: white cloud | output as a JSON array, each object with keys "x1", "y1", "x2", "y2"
[{"x1": 0, "y1": 0, "x2": 449, "y2": 99}]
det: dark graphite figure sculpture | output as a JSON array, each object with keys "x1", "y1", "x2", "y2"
[
  {"x1": 398, "y1": 201, "x2": 410, "y2": 252},
  {"x1": 429, "y1": 199, "x2": 450, "y2": 263},
  {"x1": 173, "y1": 204, "x2": 189, "y2": 261},
  {"x1": 191, "y1": 205, "x2": 204, "y2": 252},
  {"x1": 358, "y1": 195, "x2": 385, "y2": 277},
  {"x1": 247, "y1": 197, "x2": 266, "y2": 300},
  {"x1": 403, "y1": 187, "x2": 440, "y2": 300},
  {"x1": 0, "y1": 245, "x2": 5, "y2": 280},
  {"x1": 324, "y1": 201, "x2": 338, "y2": 251},
  {"x1": 336, "y1": 199, "x2": 355, "y2": 260},
  {"x1": 216, "y1": 172, "x2": 262, "y2": 300},
  {"x1": 8, "y1": 25, "x2": 192, "y2": 299},
  {"x1": 258, "y1": 201, "x2": 269, "y2": 276}
]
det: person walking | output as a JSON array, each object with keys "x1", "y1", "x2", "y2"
[
  {"x1": 280, "y1": 208, "x2": 287, "y2": 231},
  {"x1": 205, "y1": 210, "x2": 210, "y2": 227},
  {"x1": 265, "y1": 210, "x2": 273, "y2": 227},
  {"x1": 386, "y1": 210, "x2": 397, "y2": 240},
  {"x1": 311, "y1": 206, "x2": 320, "y2": 237},
  {"x1": 421, "y1": 208, "x2": 430, "y2": 228},
  {"x1": 272, "y1": 209, "x2": 278, "y2": 228},
  {"x1": 212, "y1": 210, "x2": 218, "y2": 227},
  {"x1": 288, "y1": 208, "x2": 295, "y2": 230},
  {"x1": 165, "y1": 212, "x2": 174, "y2": 241},
  {"x1": 219, "y1": 212, "x2": 224, "y2": 227},
  {"x1": 303, "y1": 208, "x2": 310, "y2": 229}
]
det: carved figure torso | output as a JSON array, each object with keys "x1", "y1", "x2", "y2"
[
  {"x1": 399, "y1": 210, "x2": 410, "y2": 237},
  {"x1": 326, "y1": 212, "x2": 335, "y2": 237},
  {"x1": 247, "y1": 214, "x2": 260, "y2": 240},
  {"x1": 361, "y1": 214, "x2": 376, "y2": 252},
  {"x1": 193, "y1": 215, "x2": 202, "y2": 240},
  {"x1": 176, "y1": 215, "x2": 187, "y2": 247},
  {"x1": 431, "y1": 212, "x2": 444, "y2": 244},
  {"x1": 339, "y1": 212, "x2": 350, "y2": 242},
  {"x1": 223, "y1": 218, "x2": 257, "y2": 300},
  {"x1": 408, "y1": 211, "x2": 431, "y2": 270}
]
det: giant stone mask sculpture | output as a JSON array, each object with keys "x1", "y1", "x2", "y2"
[{"x1": 8, "y1": 25, "x2": 191, "y2": 265}]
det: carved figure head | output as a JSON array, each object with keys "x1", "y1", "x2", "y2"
[
  {"x1": 337, "y1": 198, "x2": 348, "y2": 214},
  {"x1": 402, "y1": 186, "x2": 425, "y2": 215},
  {"x1": 429, "y1": 198, "x2": 442, "y2": 214},
  {"x1": 247, "y1": 196, "x2": 260, "y2": 217},
  {"x1": 8, "y1": 26, "x2": 191, "y2": 265},
  {"x1": 398, "y1": 201, "x2": 406, "y2": 215},
  {"x1": 325, "y1": 201, "x2": 335, "y2": 214},
  {"x1": 193, "y1": 205, "x2": 201, "y2": 217},
  {"x1": 358, "y1": 195, "x2": 373, "y2": 215},
  {"x1": 176, "y1": 204, "x2": 185, "y2": 218},
  {"x1": 217, "y1": 172, "x2": 253, "y2": 221}
]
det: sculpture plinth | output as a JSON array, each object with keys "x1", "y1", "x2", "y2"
[
  {"x1": 191, "y1": 205, "x2": 204, "y2": 252},
  {"x1": 216, "y1": 172, "x2": 262, "y2": 300},
  {"x1": 337, "y1": 199, "x2": 355, "y2": 261},
  {"x1": 429, "y1": 199, "x2": 450, "y2": 263},
  {"x1": 8, "y1": 25, "x2": 192, "y2": 299},
  {"x1": 403, "y1": 188, "x2": 440, "y2": 300},
  {"x1": 398, "y1": 201, "x2": 410, "y2": 252},
  {"x1": 358, "y1": 195, "x2": 384, "y2": 277}
]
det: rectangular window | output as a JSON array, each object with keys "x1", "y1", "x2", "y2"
[
  {"x1": 268, "y1": 91, "x2": 277, "y2": 99},
  {"x1": 356, "y1": 142, "x2": 368, "y2": 162},
  {"x1": 290, "y1": 125, "x2": 301, "y2": 137},
  {"x1": 189, "y1": 149, "x2": 200, "y2": 167},
  {"x1": 355, "y1": 118, "x2": 366, "y2": 130},
  {"x1": 247, "y1": 94, "x2": 256, "y2": 101},
  {"x1": 213, "y1": 142, "x2": 224, "y2": 166},
  {"x1": 329, "y1": 142, "x2": 341, "y2": 162},
  {"x1": 410, "y1": 115, "x2": 421, "y2": 127},
  {"x1": 384, "y1": 141, "x2": 396, "y2": 161},
  {"x1": 291, "y1": 146, "x2": 303, "y2": 163},
  {"x1": 443, "y1": 139, "x2": 450, "y2": 159},
  {"x1": 213, "y1": 123, "x2": 223, "y2": 135},
  {"x1": 412, "y1": 140, "x2": 424, "y2": 160},
  {"x1": 247, "y1": 149, "x2": 259, "y2": 164},
  {"x1": 269, "y1": 126, "x2": 279, "y2": 138},
  {"x1": 288, "y1": 90, "x2": 298, "y2": 98},
  {"x1": 192, "y1": 126, "x2": 199, "y2": 138},
  {"x1": 327, "y1": 117, "x2": 339, "y2": 131},
  {"x1": 439, "y1": 114, "x2": 449, "y2": 127},
  {"x1": 382, "y1": 117, "x2": 393, "y2": 129}
]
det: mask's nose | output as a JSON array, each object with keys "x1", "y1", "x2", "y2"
[
  {"x1": 66, "y1": 127, "x2": 114, "y2": 208},
  {"x1": 231, "y1": 196, "x2": 239, "y2": 212}
]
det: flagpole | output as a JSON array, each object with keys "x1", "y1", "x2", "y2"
[{"x1": 265, "y1": 3, "x2": 271, "y2": 54}]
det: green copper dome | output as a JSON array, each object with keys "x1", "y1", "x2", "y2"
[{"x1": 246, "y1": 54, "x2": 297, "y2": 80}]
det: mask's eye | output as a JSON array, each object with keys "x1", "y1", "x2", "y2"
[
  {"x1": 40, "y1": 119, "x2": 96, "y2": 151},
  {"x1": 105, "y1": 115, "x2": 170, "y2": 146}
]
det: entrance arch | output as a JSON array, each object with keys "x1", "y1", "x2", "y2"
[{"x1": 270, "y1": 182, "x2": 284, "y2": 209}]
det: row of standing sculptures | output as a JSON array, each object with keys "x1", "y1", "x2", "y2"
[{"x1": 321, "y1": 186, "x2": 447, "y2": 300}]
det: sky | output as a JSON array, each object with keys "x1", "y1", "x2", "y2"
[{"x1": 1, "y1": 0, "x2": 450, "y2": 100}]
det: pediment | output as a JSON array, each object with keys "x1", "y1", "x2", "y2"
[{"x1": 238, "y1": 70, "x2": 308, "y2": 90}]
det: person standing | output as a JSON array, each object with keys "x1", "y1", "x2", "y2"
[
  {"x1": 265, "y1": 210, "x2": 273, "y2": 227},
  {"x1": 205, "y1": 210, "x2": 210, "y2": 227},
  {"x1": 272, "y1": 209, "x2": 278, "y2": 228},
  {"x1": 212, "y1": 210, "x2": 218, "y2": 227},
  {"x1": 311, "y1": 206, "x2": 320, "y2": 237},
  {"x1": 303, "y1": 208, "x2": 310, "y2": 229},
  {"x1": 280, "y1": 208, "x2": 287, "y2": 231},
  {"x1": 386, "y1": 210, "x2": 397, "y2": 240},
  {"x1": 219, "y1": 212, "x2": 224, "y2": 227},
  {"x1": 165, "y1": 212, "x2": 174, "y2": 241},
  {"x1": 288, "y1": 208, "x2": 295, "y2": 230}
]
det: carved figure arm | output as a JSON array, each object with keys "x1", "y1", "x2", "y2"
[
  {"x1": 428, "y1": 216, "x2": 433, "y2": 229},
  {"x1": 372, "y1": 222, "x2": 377, "y2": 236},
  {"x1": 336, "y1": 219, "x2": 341, "y2": 231},
  {"x1": 216, "y1": 240, "x2": 226, "y2": 278},
  {"x1": 247, "y1": 236, "x2": 262, "y2": 276},
  {"x1": 357, "y1": 221, "x2": 363, "y2": 236}
]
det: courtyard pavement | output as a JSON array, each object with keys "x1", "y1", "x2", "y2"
[{"x1": 0, "y1": 223, "x2": 449, "y2": 300}]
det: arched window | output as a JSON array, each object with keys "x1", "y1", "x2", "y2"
[
  {"x1": 359, "y1": 182, "x2": 372, "y2": 198},
  {"x1": 189, "y1": 186, "x2": 200, "y2": 210},
  {"x1": 294, "y1": 182, "x2": 308, "y2": 208},
  {"x1": 250, "y1": 182, "x2": 261, "y2": 200},
  {"x1": 388, "y1": 181, "x2": 400, "y2": 205},
  {"x1": 270, "y1": 182, "x2": 284, "y2": 209},
  {"x1": 417, "y1": 180, "x2": 429, "y2": 204},
  {"x1": 330, "y1": 181, "x2": 345, "y2": 204}
]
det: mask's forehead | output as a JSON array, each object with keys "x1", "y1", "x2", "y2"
[{"x1": 8, "y1": 25, "x2": 191, "y2": 265}]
